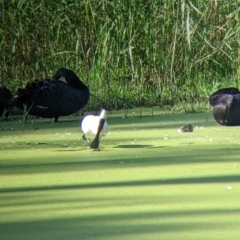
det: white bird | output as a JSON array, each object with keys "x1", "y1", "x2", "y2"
[{"x1": 81, "y1": 109, "x2": 108, "y2": 149}]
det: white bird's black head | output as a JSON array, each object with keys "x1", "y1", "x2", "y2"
[{"x1": 90, "y1": 109, "x2": 108, "y2": 150}]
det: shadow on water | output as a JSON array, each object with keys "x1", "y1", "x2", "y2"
[
  {"x1": 0, "y1": 143, "x2": 239, "y2": 175},
  {"x1": 1, "y1": 207, "x2": 239, "y2": 240},
  {"x1": 114, "y1": 144, "x2": 154, "y2": 148},
  {"x1": 1, "y1": 174, "x2": 240, "y2": 194}
]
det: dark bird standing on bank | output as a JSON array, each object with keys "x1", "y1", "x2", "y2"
[
  {"x1": 11, "y1": 68, "x2": 89, "y2": 122},
  {"x1": 0, "y1": 87, "x2": 13, "y2": 119},
  {"x1": 209, "y1": 87, "x2": 240, "y2": 126}
]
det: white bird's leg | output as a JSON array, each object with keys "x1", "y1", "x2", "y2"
[{"x1": 82, "y1": 134, "x2": 91, "y2": 143}]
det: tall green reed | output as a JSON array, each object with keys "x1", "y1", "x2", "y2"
[{"x1": 1, "y1": 0, "x2": 240, "y2": 110}]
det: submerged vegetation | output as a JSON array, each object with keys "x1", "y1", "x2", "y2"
[{"x1": 1, "y1": 0, "x2": 240, "y2": 110}]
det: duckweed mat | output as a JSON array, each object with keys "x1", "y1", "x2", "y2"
[{"x1": 1, "y1": 108, "x2": 240, "y2": 240}]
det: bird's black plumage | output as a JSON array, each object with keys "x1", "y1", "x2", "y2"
[
  {"x1": 209, "y1": 87, "x2": 240, "y2": 107},
  {"x1": 0, "y1": 87, "x2": 13, "y2": 119},
  {"x1": 12, "y1": 68, "x2": 89, "y2": 122},
  {"x1": 209, "y1": 87, "x2": 240, "y2": 126}
]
